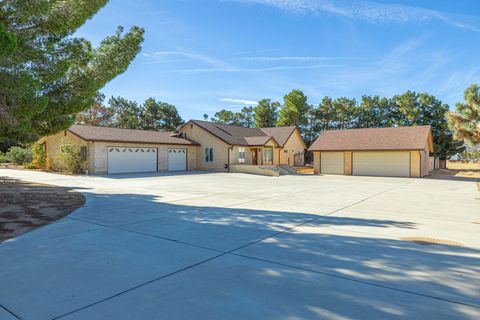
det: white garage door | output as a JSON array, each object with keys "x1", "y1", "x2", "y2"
[
  {"x1": 353, "y1": 151, "x2": 410, "y2": 177},
  {"x1": 108, "y1": 147, "x2": 157, "y2": 174},
  {"x1": 321, "y1": 152, "x2": 344, "y2": 174},
  {"x1": 168, "y1": 148, "x2": 187, "y2": 171}
]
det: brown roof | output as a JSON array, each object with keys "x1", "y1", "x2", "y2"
[
  {"x1": 308, "y1": 126, "x2": 432, "y2": 152},
  {"x1": 68, "y1": 125, "x2": 198, "y2": 146},
  {"x1": 185, "y1": 120, "x2": 298, "y2": 147}
]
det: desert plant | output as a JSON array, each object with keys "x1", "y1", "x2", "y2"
[
  {"x1": 29, "y1": 143, "x2": 46, "y2": 169},
  {"x1": 55, "y1": 144, "x2": 83, "y2": 173},
  {"x1": 5, "y1": 147, "x2": 32, "y2": 165}
]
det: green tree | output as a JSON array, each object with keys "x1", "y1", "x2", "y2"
[
  {"x1": 277, "y1": 89, "x2": 309, "y2": 129},
  {"x1": 238, "y1": 106, "x2": 254, "y2": 128},
  {"x1": 141, "y1": 98, "x2": 184, "y2": 131},
  {"x1": 315, "y1": 97, "x2": 335, "y2": 131},
  {"x1": 108, "y1": 97, "x2": 141, "y2": 129},
  {"x1": 253, "y1": 99, "x2": 279, "y2": 128},
  {"x1": 0, "y1": 0, "x2": 144, "y2": 142},
  {"x1": 332, "y1": 97, "x2": 356, "y2": 129},
  {"x1": 75, "y1": 93, "x2": 113, "y2": 126},
  {"x1": 447, "y1": 84, "x2": 480, "y2": 146},
  {"x1": 212, "y1": 107, "x2": 253, "y2": 127},
  {"x1": 355, "y1": 95, "x2": 391, "y2": 128}
]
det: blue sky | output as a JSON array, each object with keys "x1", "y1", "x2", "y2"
[{"x1": 76, "y1": 0, "x2": 480, "y2": 120}]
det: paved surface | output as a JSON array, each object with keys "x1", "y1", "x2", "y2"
[{"x1": 0, "y1": 169, "x2": 479, "y2": 320}]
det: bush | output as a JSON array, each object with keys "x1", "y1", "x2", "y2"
[
  {"x1": 5, "y1": 147, "x2": 32, "y2": 165},
  {"x1": 0, "y1": 152, "x2": 8, "y2": 163},
  {"x1": 55, "y1": 144, "x2": 83, "y2": 173},
  {"x1": 30, "y1": 143, "x2": 46, "y2": 169}
]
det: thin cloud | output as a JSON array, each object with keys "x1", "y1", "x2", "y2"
[
  {"x1": 238, "y1": 56, "x2": 362, "y2": 61},
  {"x1": 229, "y1": 0, "x2": 480, "y2": 32},
  {"x1": 143, "y1": 51, "x2": 234, "y2": 70},
  {"x1": 169, "y1": 63, "x2": 347, "y2": 73},
  {"x1": 220, "y1": 98, "x2": 258, "y2": 105}
]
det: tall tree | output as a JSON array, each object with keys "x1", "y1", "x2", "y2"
[
  {"x1": 141, "y1": 98, "x2": 184, "y2": 131},
  {"x1": 0, "y1": 0, "x2": 144, "y2": 142},
  {"x1": 447, "y1": 84, "x2": 480, "y2": 146},
  {"x1": 253, "y1": 99, "x2": 279, "y2": 128},
  {"x1": 238, "y1": 106, "x2": 254, "y2": 128},
  {"x1": 355, "y1": 95, "x2": 391, "y2": 128},
  {"x1": 315, "y1": 97, "x2": 335, "y2": 131},
  {"x1": 212, "y1": 107, "x2": 253, "y2": 127},
  {"x1": 108, "y1": 96, "x2": 141, "y2": 129},
  {"x1": 277, "y1": 89, "x2": 309, "y2": 129},
  {"x1": 332, "y1": 97, "x2": 356, "y2": 129},
  {"x1": 75, "y1": 93, "x2": 113, "y2": 126}
]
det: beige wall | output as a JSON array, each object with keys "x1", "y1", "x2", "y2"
[
  {"x1": 41, "y1": 131, "x2": 90, "y2": 172},
  {"x1": 313, "y1": 151, "x2": 321, "y2": 174},
  {"x1": 344, "y1": 151, "x2": 352, "y2": 175},
  {"x1": 180, "y1": 122, "x2": 230, "y2": 171},
  {"x1": 91, "y1": 142, "x2": 197, "y2": 174},
  {"x1": 410, "y1": 151, "x2": 421, "y2": 177},
  {"x1": 280, "y1": 129, "x2": 306, "y2": 166}
]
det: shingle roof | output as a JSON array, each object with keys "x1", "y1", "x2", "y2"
[
  {"x1": 68, "y1": 125, "x2": 198, "y2": 145},
  {"x1": 260, "y1": 126, "x2": 297, "y2": 147},
  {"x1": 308, "y1": 126, "x2": 432, "y2": 151},
  {"x1": 186, "y1": 120, "x2": 297, "y2": 147}
]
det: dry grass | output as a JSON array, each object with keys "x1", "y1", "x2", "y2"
[
  {"x1": 447, "y1": 161, "x2": 480, "y2": 170},
  {"x1": 400, "y1": 237, "x2": 464, "y2": 246},
  {"x1": 0, "y1": 177, "x2": 85, "y2": 242}
]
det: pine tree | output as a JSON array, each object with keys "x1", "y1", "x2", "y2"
[
  {"x1": 0, "y1": 0, "x2": 144, "y2": 141},
  {"x1": 253, "y1": 99, "x2": 279, "y2": 128}
]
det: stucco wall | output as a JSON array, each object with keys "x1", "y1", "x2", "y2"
[
  {"x1": 180, "y1": 123, "x2": 229, "y2": 171},
  {"x1": 410, "y1": 151, "x2": 421, "y2": 177},
  {"x1": 344, "y1": 151, "x2": 352, "y2": 175},
  {"x1": 41, "y1": 131, "x2": 90, "y2": 172},
  {"x1": 280, "y1": 129, "x2": 305, "y2": 166},
  {"x1": 420, "y1": 143, "x2": 430, "y2": 177},
  {"x1": 313, "y1": 151, "x2": 321, "y2": 174},
  {"x1": 91, "y1": 142, "x2": 197, "y2": 174}
]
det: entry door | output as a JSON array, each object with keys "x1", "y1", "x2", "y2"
[
  {"x1": 252, "y1": 149, "x2": 258, "y2": 165},
  {"x1": 108, "y1": 147, "x2": 157, "y2": 174},
  {"x1": 168, "y1": 148, "x2": 187, "y2": 171}
]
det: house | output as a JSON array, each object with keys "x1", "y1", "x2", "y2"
[
  {"x1": 39, "y1": 121, "x2": 307, "y2": 174},
  {"x1": 308, "y1": 125, "x2": 433, "y2": 177},
  {"x1": 38, "y1": 125, "x2": 199, "y2": 174},
  {"x1": 179, "y1": 120, "x2": 307, "y2": 171}
]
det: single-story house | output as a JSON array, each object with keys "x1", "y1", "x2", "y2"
[
  {"x1": 309, "y1": 125, "x2": 433, "y2": 177},
  {"x1": 39, "y1": 120, "x2": 307, "y2": 174},
  {"x1": 38, "y1": 125, "x2": 199, "y2": 174},
  {"x1": 179, "y1": 120, "x2": 307, "y2": 171}
]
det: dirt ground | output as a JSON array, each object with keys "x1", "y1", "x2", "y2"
[{"x1": 0, "y1": 177, "x2": 85, "y2": 242}]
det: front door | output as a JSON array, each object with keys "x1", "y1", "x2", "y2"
[{"x1": 252, "y1": 148, "x2": 258, "y2": 165}]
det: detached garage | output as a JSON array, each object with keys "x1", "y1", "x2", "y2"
[
  {"x1": 309, "y1": 126, "x2": 433, "y2": 177},
  {"x1": 39, "y1": 125, "x2": 198, "y2": 174}
]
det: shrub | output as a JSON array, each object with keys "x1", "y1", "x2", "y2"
[
  {"x1": 5, "y1": 147, "x2": 32, "y2": 165},
  {"x1": 55, "y1": 144, "x2": 83, "y2": 173},
  {"x1": 0, "y1": 152, "x2": 8, "y2": 163},
  {"x1": 30, "y1": 143, "x2": 46, "y2": 169}
]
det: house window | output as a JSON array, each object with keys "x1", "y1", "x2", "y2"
[
  {"x1": 205, "y1": 148, "x2": 214, "y2": 163},
  {"x1": 238, "y1": 147, "x2": 246, "y2": 163},
  {"x1": 283, "y1": 150, "x2": 288, "y2": 153},
  {"x1": 80, "y1": 146, "x2": 87, "y2": 162},
  {"x1": 263, "y1": 148, "x2": 273, "y2": 163},
  {"x1": 60, "y1": 144, "x2": 72, "y2": 153}
]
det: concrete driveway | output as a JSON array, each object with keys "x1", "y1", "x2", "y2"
[{"x1": 0, "y1": 169, "x2": 479, "y2": 320}]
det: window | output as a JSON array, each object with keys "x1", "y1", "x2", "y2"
[
  {"x1": 263, "y1": 148, "x2": 273, "y2": 163},
  {"x1": 238, "y1": 147, "x2": 246, "y2": 163},
  {"x1": 80, "y1": 146, "x2": 87, "y2": 162},
  {"x1": 283, "y1": 150, "x2": 288, "y2": 153},
  {"x1": 205, "y1": 148, "x2": 214, "y2": 163},
  {"x1": 60, "y1": 144, "x2": 72, "y2": 153}
]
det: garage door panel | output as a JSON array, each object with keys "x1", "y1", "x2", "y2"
[
  {"x1": 321, "y1": 152, "x2": 344, "y2": 175},
  {"x1": 108, "y1": 147, "x2": 157, "y2": 174},
  {"x1": 353, "y1": 152, "x2": 410, "y2": 177},
  {"x1": 168, "y1": 148, "x2": 187, "y2": 171}
]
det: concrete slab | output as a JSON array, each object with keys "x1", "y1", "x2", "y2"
[
  {"x1": 120, "y1": 206, "x2": 317, "y2": 251},
  {"x1": 60, "y1": 254, "x2": 480, "y2": 320},
  {"x1": 0, "y1": 227, "x2": 216, "y2": 319},
  {"x1": 236, "y1": 223, "x2": 480, "y2": 308}
]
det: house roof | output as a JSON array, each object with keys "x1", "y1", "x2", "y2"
[
  {"x1": 68, "y1": 125, "x2": 198, "y2": 146},
  {"x1": 308, "y1": 126, "x2": 433, "y2": 152},
  {"x1": 184, "y1": 120, "x2": 298, "y2": 147}
]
